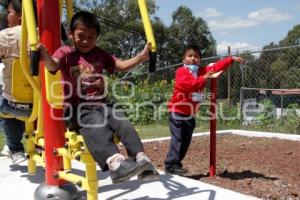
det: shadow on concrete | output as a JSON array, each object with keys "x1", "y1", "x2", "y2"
[
  {"x1": 9, "y1": 164, "x2": 110, "y2": 185},
  {"x1": 8, "y1": 164, "x2": 217, "y2": 200},
  {"x1": 71, "y1": 168, "x2": 110, "y2": 180},
  {"x1": 9, "y1": 164, "x2": 45, "y2": 184},
  {"x1": 77, "y1": 173, "x2": 216, "y2": 200},
  {"x1": 219, "y1": 170, "x2": 278, "y2": 180}
]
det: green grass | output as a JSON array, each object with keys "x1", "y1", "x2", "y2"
[
  {"x1": 134, "y1": 123, "x2": 211, "y2": 139},
  {"x1": 0, "y1": 130, "x2": 5, "y2": 150}
]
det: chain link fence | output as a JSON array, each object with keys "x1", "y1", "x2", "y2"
[{"x1": 116, "y1": 45, "x2": 300, "y2": 134}]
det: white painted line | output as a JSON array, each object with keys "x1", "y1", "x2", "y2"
[{"x1": 142, "y1": 129, "x2": 300, "y2": 143}]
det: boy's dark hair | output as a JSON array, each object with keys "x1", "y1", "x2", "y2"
[
  {"x1": 183, "y1": 44, "x2": 202, "y2": 57},
  {"x1": 6, "y1": 0, "x2": 22, "y2": 13},
  {"x1": 70, "y1": 11, "x2": 100, "y2": 36}
]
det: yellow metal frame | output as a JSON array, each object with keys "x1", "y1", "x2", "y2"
[
  {"x1": 21, "y1": 0, "x2": 44, "y2": 174},
  {"x1": 3, "y1": 1, "x2": 156, "y2": 200},
  {"x1": 57, "y1": 131, "x2": 98, "y2": 200},
  {"x1": 138, "y1": 0, "x2": 157, "y2": 52}
]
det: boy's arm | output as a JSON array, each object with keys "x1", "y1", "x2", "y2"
[
  {"x1": 37, "y1": 43, "x2": 60, "y2": 72},
  {"x1": 114, "y1": 43, "x2": 151, "y2": 72},
  {"x1": 208, "y1": 56, "x2": 244, "y2": 72},
  {"x1": 176, "y1": 68, "x2": 210, "y2": 92}
]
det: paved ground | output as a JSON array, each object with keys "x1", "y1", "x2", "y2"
[{"x1": 0, "y1": 156, "x2": 260, "y2": 200}]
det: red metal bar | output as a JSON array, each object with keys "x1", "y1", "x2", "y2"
[
  {"x1": 37, "y1": 0, "x2": 65, "y2": 185},
  {"x1": 210, "y1": 78, "x2": 217, "y2": 176}
]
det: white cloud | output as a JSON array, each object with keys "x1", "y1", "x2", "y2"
[
  {"x1": 209, "y1": 17, "x2": 258, "y2": 30},
  {"x1": 217, "y1": 41, "x2": 261, "y2": 54},
  {"x1": 198, "y1": 8, "x2": 222, "y2": 18},
  {"x1": 248, "y1": 7, "x2": 292, "y2": 22}
]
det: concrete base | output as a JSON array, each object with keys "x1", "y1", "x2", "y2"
[
  {"x1": 2, "y1": 129, "x2": 290, "y2": 200},
  {"x1": 34, "y1": 183, "x2": 78, "y2": 200},
  {"x1": 0, "y1": 157, "x2": 259, "y2": 200}
]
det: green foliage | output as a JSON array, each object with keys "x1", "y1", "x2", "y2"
[
  {"x1": 255, "y1": 99, "x2": 275, "y2": 126},
  {"x1": 107, "y1": 77, "x2": 173, "y2": 125},
  {"x1": 74, "y1": 1, "x2": 216, "y2": 70},
  {"x1": 0, "y1": 1, "x2": 7, "y2": 30},
  {"x1": 165, "y1": 6, "x2": 216, "y2": 64},
  {"x1": 218, "y1": 102, "x2": 240, "y2": 127},
  {"x1": 277, "y1": 104, "x2": 300, "y2": 134},
  {"x1": 250, "y1": 25, "x2": 300, "y2": 90}
]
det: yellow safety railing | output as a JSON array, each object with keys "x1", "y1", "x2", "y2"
[
  {"x1": 138, "y1": 0, "x2": 157, "y2": 73},
  {"x1": 21, "y1": 0, "x2": 44, "y2": 174}
]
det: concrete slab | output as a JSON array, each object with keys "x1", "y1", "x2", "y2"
[{"x1": 0, "y1": 156, "x2": 259, "y2": 200}]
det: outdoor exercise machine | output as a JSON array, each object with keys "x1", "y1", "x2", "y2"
[
  {"x1": 2, "y1": 0, "x2": 222, "y2": 199},
  {"x1": 1, "y1": 0, "x2": 156, "y2": 200}
]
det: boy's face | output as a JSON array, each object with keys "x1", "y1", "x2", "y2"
[
  {"x1": 183, "y1": 49, "x2": 201, "y2": 66},
  {"x1": 69, "y1": 22, "x2": 98, "y2": 53},
  {"x1": 7, "y1": 3, "x2": 21, "y2": 28}
]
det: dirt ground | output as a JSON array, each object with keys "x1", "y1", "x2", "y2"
[{"x1": 139, "y1": 134, "x2": 300, "y2": 200}]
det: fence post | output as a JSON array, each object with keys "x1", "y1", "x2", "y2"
[
  {"x1": 240, "y1": 87, "x2": 244, "y2": 122},
  {"x1": 227, "y1": 46, "x2": 231, "y2": 105},
  {"x1": 280, "y1": 92, "x2": 284, "y2": 117}
]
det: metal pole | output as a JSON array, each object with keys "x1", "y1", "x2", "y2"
[
  {"x1": 37, "y1": 0, "x2": 65, "y2": 186},
  {"x1": 35, "y1": 1, "x2": 77, "y2": 199},
  {"x1": 210, "y1": 78, "x2": 217, "y2": 176}
]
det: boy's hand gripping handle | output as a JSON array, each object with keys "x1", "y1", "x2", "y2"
[{"x1": 30, "y1": 50, "x2": 40, "y2": 76}]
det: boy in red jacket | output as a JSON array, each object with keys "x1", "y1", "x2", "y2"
[{"x1": 165, "y1": 44, "x2": 244, "y2": 175}]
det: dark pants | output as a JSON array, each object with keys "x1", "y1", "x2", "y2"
[
  {"x1": 165, "y1": 112, "x2": 195, "y2": 168},
  {"x1": 3, "y1": 118, "x2": 25, "y2": 153},
  {"x1": 65, "y1": 104, "x2": 144, "y2": 171},
  {"x1": 0, "y1": 96, "x2": 26, "y2": 153}
]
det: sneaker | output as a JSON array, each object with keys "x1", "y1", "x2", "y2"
[
  {"x1": 11, "y1": 151, "x2": 26, "y2": 164},
  {"x1": 137, "y1": 161, "x2": 160, "y2": 181},
  {"x1": 0, "y1": 145, "x2": 11, "y2": 157},
  {"x1": 110, "y1": 158, "x2": 149, "y2": 184},
  {"x1": 165, "y1": 165, "x2": 188, "y2": 176}
]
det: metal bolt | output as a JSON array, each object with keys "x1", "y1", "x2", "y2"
[
  {"x1": 75, "y1": 155, "x2": 80, "y2": 161},
  {"x1": 77, "y1": 181, "x2": 82, "y2": 187},
  {"x1": 52, "y1": 149, "x2": 58, "y2": 156},
  {"x1": 53, "y1": 172, "x2": 59, "y2": 179}
]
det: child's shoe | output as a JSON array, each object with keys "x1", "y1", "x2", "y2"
[{"x1": 110, "y1": 158, "x2": 148, "y2": 184}]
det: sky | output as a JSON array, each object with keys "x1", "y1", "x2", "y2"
[{"x1": 155, "y1": 0, "x2": 300, "y2": 55}]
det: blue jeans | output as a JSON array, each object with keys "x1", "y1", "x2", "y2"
[
  {"x1": 2, "y1": 118, "x2": 24, "y2": 152},
  {"x1": 0, "y1": 96, "x2": 30, "y2": 152},
  {"x1": 0, "y1": 96, "x2": 32, "y2": 117}
]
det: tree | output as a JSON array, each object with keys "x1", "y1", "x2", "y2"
[
  {"x1": 165, "y1": 6, "x2": 216, "y2": 66},
  {"x1": 0, "y1": 1, "x2": 7, "y2": 30},
  {"x1": 75, "y1": 0, "x2": 157, "y2": 58},
  {"x1": 268, "y1": 25, "x2": 300, "y2": 88}
]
